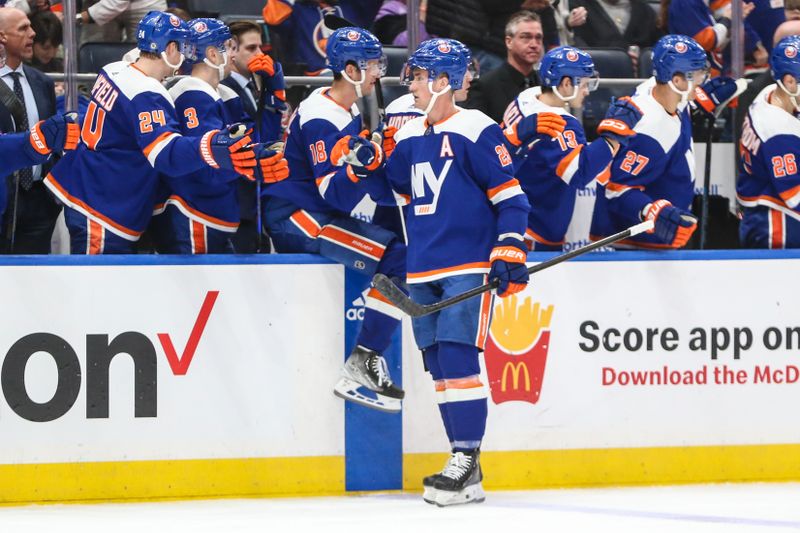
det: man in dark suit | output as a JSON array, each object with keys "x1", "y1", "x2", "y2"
[
  {"x1": 221, "y1": 21, "x2": 285, "y2": 253},
  {"x1": 0, "y1": 7, "x2": 59, "y2": 254},
  {"x1": 464, "y1": 10, "x2": 543, "y2": 124}
]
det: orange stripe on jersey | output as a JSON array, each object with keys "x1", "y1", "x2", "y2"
[
  {"x1": 779, "y1": 183, "x2": 800, "y2": 204},
  {"x1": 289, "y1": 210, "x2": 322, "y2": 238},
  {"x1": 527, "y1": 227, "x2": 565, "y2": 247},
  {"x1": 737, "y1": 193, "x2": 789, "y2": 208},
  {"x1": 407, "y1": 261, "x2": 491, "y2": 281},
  {"x1": 262, "y1": 0, "x2": 292, "y2": 24},
  {"x1": 770, "y1": 209, "x2": 784, "y2": 249},
  {"x1": 168, "y1": 195, "x2": 239, "y2": 229},
  {"x1": 606, "y1": 181, "x2": 645, "y2": 193},
  {"x1": 486, "y1": 178, "x2": 521, "y2": 201},
  {"x1": 693, "y1": 27, "x2": 717, "y2": 51},
  {"x1": 556, "y1": 146, "x2": 582, "y2": 178},
  {"x1": 709, "y1": 0, "x2": 729, "y2": 11},
  {"x1": 191, "y1": 220, "x2": 207, "y2": 254},
  {"x1": 45, "y1": 174, "x2": 142, "y2": 238},
  {"x1": 319, "y1": 225, "x2": 385, "y2": 261},
  {"x1": 434, "y1": 380, "x2": 446, "y2": 392},
  {"x1": 595, "y1": 162, "x2": 612, "y2": 185},
  {"x1": 475, "y1": 288, "x2": 492, "y2": 350},
  {"x1": 589, "y1": 233, "x2": 679, "y2": 250},
  {"x1": 142, "y1": 131, "x2": 175, "y2": 160},
  {"x1": 444, "y1": 376, "x2": 483, "y2": 390},
  {"x1": 88, "y1": 219, "x2": 104, "y2": 255}
]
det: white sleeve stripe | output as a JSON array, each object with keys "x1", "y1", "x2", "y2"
[
  {"x1": 316, "y1": 172, "x2": 335, "y2": 198},
  {"x1": 785, "y1": 190, "x2": 800, "y2": 209},
  {"x1": 713, "y1": 23, "x2": 728, "y2": 48},
  {"x1": 444, "y1": 385, "x2": 487, "y2": 403},
  {"x1": 498, "y1": 232, "x2": 524, "y2": 242},
  {"x1": 560, "y1": 155, "x2": 581, "y2": 185},
  {"x1": 146, "y1": 133, "x2": 179, "y2": 167},
  {"x1": 490, "y1": 184, "x2": 524, "y2": 205}
]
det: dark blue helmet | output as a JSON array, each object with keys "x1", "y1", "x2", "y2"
[
  {"x1": 186, "y1": 18, "x2": 231, "y2": 64},
  {"x1": 771, "y1": 35, "x2": 800, "y2": 82},
  {"x1": 325, "y1": 27, "x2": 385, "y2": 74},
  {"x1": 137, "y1": 11, "x2": 190, "y2": 55},
  {"x1": 402, "y1": 38, "x2": 469, "y2": 89},
  {"x1": 652, "y1": 34, "x2": 708, "y2": 83},
  {"x1": 539, "y1": 46, "x2": 598, "y2": 89}
]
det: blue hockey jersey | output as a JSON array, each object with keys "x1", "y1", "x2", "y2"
[
  {"x1": 737, "y1": 84, "x2": 800, "y2": 221},
  {"x1": 0, "y1": 131, "x2": 57, "y2": 218},
  {"x1": 264, "y1": 87, "x2": 368, "y2": 215},
  {"x1": 158, "y1": 76, "x2": 242, "y2": 231},
  {"x1": 385, "y1": 93, "x2": 423, "y2": 131},
  {"x1": 46, "y1": 61, "x2": 226, "y2": 241},
  {"x1": 382, "y1": 109, "x2": 530, "y2": 282},
  {"x1": 505, "y1": 88, "x2": 614, "y2": 249},
  {"x1": 590, "y1": 79, "x2": 696, "y2": 248}
]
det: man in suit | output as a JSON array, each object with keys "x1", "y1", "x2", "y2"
[
  {"x1": 0, "y1": 7, "x2": 59, "y2": 253},
  {"x1": 222, "y1": 20, "x2": 285, "y2": 253},
  {"x1": 464, "y1": 10, "x2": 544, "y2": 124}
]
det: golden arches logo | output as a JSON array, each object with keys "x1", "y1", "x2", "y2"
[
  {"x1": 501, "y1": 362, "x2": 531, "y2": 392},
  {"x1": 489, "y1": 294, "x2": 554, "y2": 354}
]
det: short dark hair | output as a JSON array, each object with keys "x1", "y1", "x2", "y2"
[
  {"x1": 31, "y1": 11, "x2": 62, "y2": 46},
  {"x1": 228, "y1": 20, "x2": 262, "y2": 40}
]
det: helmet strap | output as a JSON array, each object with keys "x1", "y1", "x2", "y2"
[
  {"x1": 553, "y1": 78, "x2": 579, "y2": 102},
  {"x1": 161, "y1": 50, "x2": 185, "y2": 71},
  {"x1": 424, "y1": 79, "x2": 452, "y2": 115},
  {"x1": 341, "y1": 68, "x2": 366, "y2": 99},
  {"x1": 776, "y1": 78, "x2": 800, "y2": 113},
  {"x1": 667, "y1": 79, "x2": 693, "y2": 104},
  {"x1": 203, "y1": 49, "x2": 228, "y2": 81}
]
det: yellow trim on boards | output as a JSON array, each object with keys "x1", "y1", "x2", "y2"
[
  {"x1": 403, "y1": 444, "x2": 800, "y2": 491},
  {"x1": 0, "y1": 456, "x2": 344, "y2": 505}
]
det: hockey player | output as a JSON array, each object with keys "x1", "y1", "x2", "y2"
[
  {"x1": 154, "y1": 18, "x2": 289, "y2": 254},
  {"x1": 589, "y1": 35, "x2": 709, "y2": 249},
  {"x1": 333, "y1": 39, "x2": 535, "y2": 506},
  {"x1": 262, "y1": 27, "x2": 406, "y2": 413},
  {"x1": 501, "y1": 46, "x2": 644, "y2": 251},
  {"x1": 44, "y1": 11, "x2": 258, "y2": 254},
  {"x1": 738, "y1": 35, "x2": 800, "y2": 248}
]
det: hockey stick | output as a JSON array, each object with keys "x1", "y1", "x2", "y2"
[
  {"x1": 252, "y1": 71, "x2": 266, "y2": 253},
  {"x1": 372, "y1": 219, "x2": 655, "y2": 318}
]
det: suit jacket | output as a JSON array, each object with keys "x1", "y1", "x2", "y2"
[
  {"x1": 0, "y1": 65, "x2": 57, "y2": 175},
  {"x1": 464, "y1": 62, "x2": 540, "y2": 124},
  {"x1": 221, "y1": 75, "x2": 259, "y2": 222},
  {"x1": 570, "y1": 0, "x2": 662, "y2": 49}
]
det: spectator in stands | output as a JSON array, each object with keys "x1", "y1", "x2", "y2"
[
  {"x1": 516, "y1": 0, "x2": 560, "y2": 49},
  {"x1": 551, "y1": 0, "x2": 588, "y2": 46},
  {"x1": 222, "y1": 20, "x2": 285, "y2": 253},
  {"x1": 0, "y1": 7, "x2": 60, "y2": 253},
  {"x1": 263, "y1": 0, "x2": 381, "y2": 75},
  {"x1": 27, "y1": 10, "x2": 61, "y2": 72},
  {"x1": 372, "y1": 0, "x2": 430, "y2": 46},
  {"x1": 76, "y1": 0, "x2": 166, "y2": 44},
  {"x1": 747, "y1": 0, "x2": 786, "y2": 53},
  {"x1": 464, "y1": 10, "x2": 543, "y2": 123},
  {"x1": 570, "y1": 0, "x2": 661, "y2": 51}
]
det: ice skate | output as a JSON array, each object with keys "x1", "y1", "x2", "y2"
[
  {"x1": 334, "y1": 345, "x2": 404, "y2": 413},
  {"x1": 433, "y1": 450, "x2": 485, "y2": 507}
]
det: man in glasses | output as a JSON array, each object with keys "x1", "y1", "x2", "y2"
[{"x1": 501, "y1": 45, "x2": 643, "y2": 251}]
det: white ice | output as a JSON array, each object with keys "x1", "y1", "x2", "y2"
[{"x1": 1, "y1": 483, "x2": 799, "y2": 533}]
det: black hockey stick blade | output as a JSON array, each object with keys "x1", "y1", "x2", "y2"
[{"x1": 372, "y1": 220, "x2": 655, "y2": 318}]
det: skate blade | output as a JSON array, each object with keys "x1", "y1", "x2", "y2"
[
  {"x1": 333, "y1": 378, "x2": 402, "y2": 413},
  {"x1": 434, "y1": 483, "x2": 486, "y2": 507},
  {"x1": 422, "y1": 485, "x2": 437, "y2": 505}
]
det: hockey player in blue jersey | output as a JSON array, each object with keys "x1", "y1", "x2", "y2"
[
  {"x1": 45, "y1": 11, "x2": 259, "y2": 254},
  {"x1": 738, "y1": 36, "x2": 800, "y2": 248},
  {"x1": 331, "y1": 39, "x2": 532, "y2": 506},
  {"x1": 590, "y1": 35, "x2": 710, "y2": 249},
  {"x1": 262, "y1": 27, "x2": 406, "y2": 413},
  {"x1": 154, "y1": 18, "x2": 289, "y2": 254},
  {"x1": 502, "y1": 46, "x2": 644, "y2": 251}
]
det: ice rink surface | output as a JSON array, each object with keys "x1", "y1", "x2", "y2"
[{"x1": 2, "y1": 483, "x2": 800, "y2": 533}]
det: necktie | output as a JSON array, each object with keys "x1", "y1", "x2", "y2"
[
  {"x1": 10, "y1": 72, "x2": 33, "y2": 191},
  {"x1": 246, "y1": 79, "x2": 259, "y2": 109}
]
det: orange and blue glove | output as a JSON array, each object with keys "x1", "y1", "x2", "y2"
[
  {"x1": 25, "y1": 113, "x2": 80, "y2": 159},
  {"x1": 331, "y1": 134, "x2": 383, "y2": 182},
  {"x1": 489, "y1": 237, "x2": 529, "y2": 297},
  {"x1": 644, "y1": 199, "x2": 698, "y2": 248},
  {"x1": 247, "y1": 54, "x2": 286, "y2": 109},
  {"x1": 205, "y1": 124, "x2": 256, "y2": 179},
  {"x1": 692, "y1": 76, "x2": 747, "y2": 118},
  {"x1": 253, "y1": 141, "x2": 289, "y2": 183},
  {"x1": 503, "y1": 111, "x2": 566, "y2": 149},
  {"x1": 597, "y1": 96, "x2": 642, "y2": 146}
]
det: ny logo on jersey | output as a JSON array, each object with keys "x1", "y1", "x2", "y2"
[{"x1": 411, "y1": 160, "x2": 452, "y2": 216}]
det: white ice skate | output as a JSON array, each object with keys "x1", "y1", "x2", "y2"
[
  {"x1": 433, "y1": 451, "x2": 485, "y2": 507},
  {"x1": 334, "y1": 345, "x2": 404, "y2": 413}
]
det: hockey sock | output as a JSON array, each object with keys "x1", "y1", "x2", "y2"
[
  {"x1": 438, "y1": 341, "x2": 487, "y2": 452},
  {"x1": 423, "y1": 345, "x2": 455, "y2": 446},
  {"x1": 356, "y1": 240, "x2": 406, "y2": 352}
]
